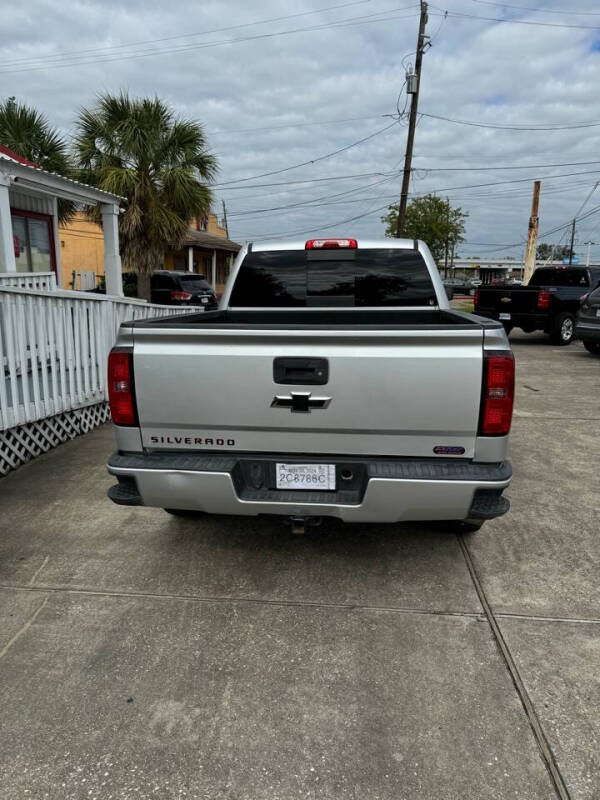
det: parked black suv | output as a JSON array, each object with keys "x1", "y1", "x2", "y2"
[
  {"x1": 151, "y1": 271, "x2": 218, "y2": 309},
  {"x1": 474, "y1": 266, "x2": 600, "y2": 345}
]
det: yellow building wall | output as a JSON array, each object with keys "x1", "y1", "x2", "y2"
[
  {"x1": 206, "y1": 213, "x2": 228, "y2": 237},
  {"x1": 188, "y1": 212, "x2": 228, "y2": 238},
  {"x1": 58, "y1": 213, "x2": 104, "y2": 289},
  {"x1": 59, "y1": 210, "x2": 228, "y2": 288}
]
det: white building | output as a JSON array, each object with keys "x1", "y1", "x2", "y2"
[{"x1": 0, "y1": 144, "x2": 123, "y2": 295}]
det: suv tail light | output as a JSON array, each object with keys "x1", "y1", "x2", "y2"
[
  {"x1": 305, "y1": 238, "x2": 357, "y2": 249},
  {"x1": 537, "y1": 290, "x2": 550, "y2": 310},
  {"x1": 478, "y1": 351, "x2": 515, "y2": 436},
  {"x1": 171, "y1": 291, "x2": 192, "y2": 301},
  {"x1": 107, "y1": 347, "x2": 137, "y2": 426},
  {"x1": 473, "y1": 289, "x2": 479, "y2": 306}
]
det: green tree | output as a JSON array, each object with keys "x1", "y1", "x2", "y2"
[
  {"x1": 75, "y1": 93, "x2": 217, "y2": 299},
  {"x1": 0, "y1": 97, "x2": 74, "y2": 222},
  {"x1": 537, "y1": 242, "x2": 570, "y2": 261},
  {"x1": 381, "y1": 194, "x2": 468, "y2": 266}
]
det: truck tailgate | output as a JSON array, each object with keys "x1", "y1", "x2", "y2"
[
  {"x1": 476, "y1": 287, "x2": 542, "y2": 315},
  {"x1": 132, "y1": 326, "x2": 484, "y2": 459}
]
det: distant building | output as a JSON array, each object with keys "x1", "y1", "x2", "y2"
[
  {"x1": 163, "y1": 213, "x2": 241, "y2": 295},
  {"x1": 59, "y1": 212, "x2": 105, "y2": 289},
  {"x1": 59, "y1": 210, "x2": 240, "y2": 294}
]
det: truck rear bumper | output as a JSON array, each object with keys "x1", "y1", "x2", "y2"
[
  {"x1": 477, "y1": 311, "x2": 548, "y2": 330},
  {"x1": 107, "y1": 452, "x2": 511, "y2": 524}
]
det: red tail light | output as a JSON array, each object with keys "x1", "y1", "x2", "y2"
[
  {"x1": 171, "y1": 291, "x2": 192, "y2": 300},
  {"x1": 537, "y1": 290, "x2": 550, "y2": 310},
  {"x1": 473, "y1": 289, "x2": 479, "y2": 306},
  {"x1": 108, "y1": 348, "x2": 137, "y2": 426},
  {"x1": 305, "y1": 238, "x2": 357, "y2": 249},
  {"x1": 479, "y1": 352, "x2": 515, "y2": 436}
]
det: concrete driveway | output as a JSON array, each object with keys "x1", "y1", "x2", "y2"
[{"x1": 0, "y1": 332, "x2": 598, "y2": 799}]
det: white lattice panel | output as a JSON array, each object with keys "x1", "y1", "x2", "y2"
[{"x1": 0, "y1": 401, "x2": 110, "y2": 476}]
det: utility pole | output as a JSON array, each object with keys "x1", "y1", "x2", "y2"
[
  {"x1": 395, "y1": 1, "x2": 428, "y2": 237},
  {"x1": 222, "y1": 200, "x2": 229, "y2": 238},
  {"x1": 523, "y1": 180, "x2": 541, "y2": 285},
  {"x1": 568, "y1": 218, "x2": 576, "y2": 265},
  {"x1": 584, "y1": 240, "x2": 594, "y2": 266}
]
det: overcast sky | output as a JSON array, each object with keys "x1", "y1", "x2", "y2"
[{"x1": 3, "y1": 0, "x2": 600, "y2": 260}]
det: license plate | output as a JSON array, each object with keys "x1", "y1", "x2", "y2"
[
  {"x1": 499, "y1": 312, "x2": 511, "y2": 320},
  {"x1": 276, "y1": 463, "x2": 336, "y2": 490},
  {"x1": 201, "y1": 297, "x2": 209, "y2": 304},
  {"x1": 596, "y1": 309, "x2": 600, "y2": 317}
]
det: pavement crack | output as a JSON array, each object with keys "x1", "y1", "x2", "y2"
[
  {"x1": 28, "y1": 555, "x2": 49, "y2": 586},
  {"x1": 0, "y1": 582, "x2": 482, "y2": 620},
  {"x1": 0, "y1": 595, "x2": 49, "y2": 660},
  {"x1": 497, "y1": 612, "x2": 600, "y2": 626},
  {"x1": 457, "y1": 534, "x2": 572, "y2": 800}
]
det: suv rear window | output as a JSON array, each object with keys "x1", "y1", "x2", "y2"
[
  {"x1": 229, "y1": 248, "x2": 436, "y2": 307},
  {"x1": 529, "y1": 268, "x2": 589, "y2": 287},
  {"x1": 179, "y1": 276, "x2": 211, "y2": 292}
]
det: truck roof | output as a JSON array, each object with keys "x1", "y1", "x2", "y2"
[{"x1": 248, "y1": 237, "x2": 418, "y2": 252}]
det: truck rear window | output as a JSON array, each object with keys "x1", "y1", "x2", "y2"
[
  {"x1": 229, "y1": 248, "x2": 436, "y2": 307},
  {"x1": 528, "y1": 268, "x2": 589, "y2": 287}
]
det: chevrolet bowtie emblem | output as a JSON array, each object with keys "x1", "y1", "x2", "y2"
[{"x1": 271, "y1": 392, "x2": 332, "y2": 413}]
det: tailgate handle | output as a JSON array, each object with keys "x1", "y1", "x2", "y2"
[{"x1": 273, "y1": 357, "x2": 329, "y2": 385}]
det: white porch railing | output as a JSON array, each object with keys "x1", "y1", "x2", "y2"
[
  {"x1": 0, "y1": 271, "x2": 58, "y2": 292},
  {"x1": 0, "y1": 285, "x2": 184, "y2": 431}
]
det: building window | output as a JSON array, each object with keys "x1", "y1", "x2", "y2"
[
  {"x1": 11, "y1": 210, "x2": 56, "y2": 274},
  {"x1": 196, "y1": 215, "x2": 208, "y2": 231}
]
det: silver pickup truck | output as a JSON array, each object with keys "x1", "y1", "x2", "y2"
[{"x1": 107, "y1": 237, "x2": 514, "y2": 532}]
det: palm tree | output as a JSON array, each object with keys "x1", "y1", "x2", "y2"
[
  {"x1": 0, "y1": 97, "x2": 74, "y2": 222},
  {"x1": 75, "y1": 93, "x2": 217, "y2": 299}
]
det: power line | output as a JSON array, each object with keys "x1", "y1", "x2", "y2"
[
  {"x1": 213, "y1": 120, "x2": 399, "y2": 187},
  {"x1": 219, "y1": 170, "x2": 402, "y2": 192},
  {"x1": 227, "y1": 175, "x2": 399, "y2": 217},
  {"x1": 209, "y1": 113, "x2": 388, "y2": 136},
  {"x1": 420, "y1": 111, "x2": 600, "y2": 131},
  {"x1": 0, "y1": 7, "x2": 419, "y2": 74},
  {"x1": 227, "y1": 170, "x2": 600, "y2": 220},
  {"x1": 465, "y1": 202, "x2": 600, "y2": 253},
  {"x1": 573, "y1": 181, "x2": 600, "y2": 218},
  {"x1": 431, "y1": 7, "x2": 600, "y2": 31},
  {"x1": 414, "y1": 159, "x2": 600, "y2": 172},
  {"x1": 215, "y1": 132, "x2": 600, "y2": 197},
  {"x1": 468, "y1": 0, "x2": 600, "y2": 16},
  {"x1": 235, "y1": 200, "x2": 393, "y2": 240},
  {"x1": 0, "y1": 0, "x2": 379, "y2": 68}
]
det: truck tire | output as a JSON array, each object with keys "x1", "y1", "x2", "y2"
[
  {"x1": 583, "y1": 340, "x2": 600, "y2": 355},
  {"x1": 550, "y1": 312, "x2": 575, "y2": 345}
]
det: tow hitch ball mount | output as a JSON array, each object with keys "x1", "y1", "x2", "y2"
[{"x1": 285, "y1": 516, "x2": 322, "y2": 535}]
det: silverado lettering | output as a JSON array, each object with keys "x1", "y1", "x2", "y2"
[{"x1": 149, "y1": 436, "x2": 235, "y2": 446}]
